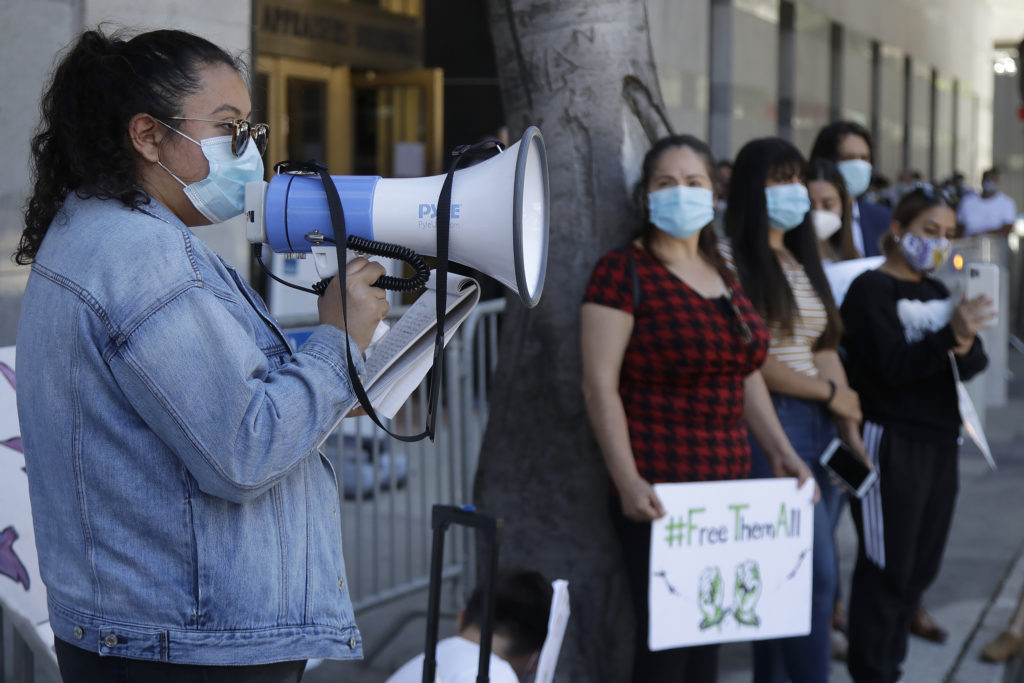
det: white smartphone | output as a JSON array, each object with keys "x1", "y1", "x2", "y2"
[
  {"x1": 819, "y1": 438, "x2": 878, "y2": 499},
  {"x1": 965, "y1": 262, "x2": 999, "y2": 321}
]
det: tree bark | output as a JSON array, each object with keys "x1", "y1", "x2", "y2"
[{"x1": 474, "y1": 2, "x2": 672, "y2": 680}]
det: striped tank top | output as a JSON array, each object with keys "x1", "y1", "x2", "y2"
[{"x1": 719, "y1": 240, "x2": 827, "y2": 377}]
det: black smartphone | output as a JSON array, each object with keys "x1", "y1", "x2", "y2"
[{"x1": 819, "y1": 438, "x2": 878, "y2": 498}]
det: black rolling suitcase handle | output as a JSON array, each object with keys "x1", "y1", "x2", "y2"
[{"x1": 423, "y1": 505, "x2": 503, "y2": 683}]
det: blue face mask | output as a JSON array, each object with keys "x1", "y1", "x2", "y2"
[
  {"x1": 159, "y1": 130, "x2": 265, "y2": 223},
  {"x1": 648, "y1": 185, "x2": 715, "y2": 240},
  {"x1": 764, "y1": 183, "x2": 810, "y2": 231},
  {"x1": 837, "y1": 159, "x2": 872, "y2": 198}
]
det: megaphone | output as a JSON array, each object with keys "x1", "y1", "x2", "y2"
[{"x1": 245, "y1": 126, "x2": 549, "y2": 307}]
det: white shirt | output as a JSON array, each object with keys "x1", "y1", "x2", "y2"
[
  {"x1": 385, "y1": 636, "x2": 520, "y2": 683},
  {"x1": 957, "y1": 191, "x2": 1017, "y2": 235}
]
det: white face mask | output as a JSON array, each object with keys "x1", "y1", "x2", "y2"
[
  {"x1": 159, "y1": 131, "x2": 265, "y2": 223},
  {"x1": 811, "y1": 210, "x2": 843, "y2": 240}
]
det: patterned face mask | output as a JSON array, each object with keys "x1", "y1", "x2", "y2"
[{"x1": 898, "y1": 231, "x2": 951, "y2": 273}]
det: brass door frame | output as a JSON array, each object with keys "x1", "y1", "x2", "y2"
[{"x1": 256, "y1": 56, "x2": 352, "y2": 174}]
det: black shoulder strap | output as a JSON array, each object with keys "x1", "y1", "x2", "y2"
[
  {"x1": 285, "y1": 139, "x2": 502, "y2": 442},
  {"x1": 629, "y1": 247, "x2": 642, "y2": 312}
]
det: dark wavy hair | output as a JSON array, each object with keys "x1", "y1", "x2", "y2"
[
  {"x1": 808, "y1": 120, "x2": 874, "y2": 164},
  {"x1": 880, "y1": 186, "x2": 957, "y2": 255},
  {"x1": 633, "y1": 134, "x2": 732, "y2": 282},
  {"x1": 724, "y1": 137, "x2": 841, "y2": 349},
  {"x1": 804, "y1": 158, "x2": 859, "y2": 261},
  {"x1": 15, "y1": 28, "x2": 240, "y2": 264}
]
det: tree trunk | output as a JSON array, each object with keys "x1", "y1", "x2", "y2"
[{"x1": 474, "y1": 2, "x2": 672, "y2": 680}]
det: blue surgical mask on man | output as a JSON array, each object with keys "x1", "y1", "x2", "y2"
[
  {"x1": 648, "y1": 185, "x2": 715, "y2": 240},
  {"x1": 764, "y1": 183, "x2": 811, "y2": 231},
  {"x1": 158, "y1": 127, "x2": 265, "y2": 224},
  {"x1": 837, "y1": 159, "x2": 873, "y2": 199}
]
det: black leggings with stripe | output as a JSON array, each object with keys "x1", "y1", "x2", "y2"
[{"x1": 845, "y1": 422, "x2": 959, "y2": 683}]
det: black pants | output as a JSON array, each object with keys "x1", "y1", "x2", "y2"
[
  {"x1": 610, "y1": 499, "x2": 719, "y2": 683},
  {"x1": 55, "y1": 638, "x2": 306, "y2": 683},
  {"x1": 846, "y1": 423, "x2": 958, "y2": 683}
]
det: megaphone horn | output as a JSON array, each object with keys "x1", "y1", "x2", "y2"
[{"x1": 245, "y1": 126, "x2": 550, "y2": 308}]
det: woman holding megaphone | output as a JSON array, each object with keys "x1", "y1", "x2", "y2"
[
  {"x1": 581, "y1": 134, "x2": 815, "y2": 682},
  {"x1": 15, "y1": 27, "x2": 386, "y2": 681}
]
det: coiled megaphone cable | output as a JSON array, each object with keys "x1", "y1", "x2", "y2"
[{"x1": 309, "y1": 234, "x2": 431, "y2": 296}]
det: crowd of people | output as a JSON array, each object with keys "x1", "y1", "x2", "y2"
[
  {"x1": 582, "y1": 120, "x2": 999, "y2": 683},
  {"x1": 11, "y1": 23, "x2": 1015, "y2": 683}
]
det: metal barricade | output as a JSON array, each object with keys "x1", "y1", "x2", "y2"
[{"x1": 314, "y1": 296, "x2": 507, "y2": 664}]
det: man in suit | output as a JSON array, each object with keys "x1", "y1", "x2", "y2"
[{"x1": 810, "y1": 121, "x2": 892, "y2": 258}]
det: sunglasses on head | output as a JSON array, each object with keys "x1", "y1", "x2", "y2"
[{"x1": 165, "y1": 117, "x2": 270, "y2": 157}]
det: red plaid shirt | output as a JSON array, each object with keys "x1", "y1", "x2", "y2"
[{"x1": 584, "y1": 245, "x2": 769, "y2": 483}]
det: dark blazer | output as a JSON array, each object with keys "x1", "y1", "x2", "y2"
[{"x1": 857, "y1": 199, "x2": 892, "y2": 257}]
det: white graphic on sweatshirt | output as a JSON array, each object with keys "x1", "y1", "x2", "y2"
[{"x1": 896, "y1": 298, "x2": 952, "y2": 343}]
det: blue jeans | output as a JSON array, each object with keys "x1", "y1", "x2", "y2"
[{"x1": 748, "y1": 393, "x2": 841, "y2": 683}]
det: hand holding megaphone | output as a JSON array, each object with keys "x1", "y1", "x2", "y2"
[{"x1": 316, "y1": 257, "x2": 390, "y2": 352}]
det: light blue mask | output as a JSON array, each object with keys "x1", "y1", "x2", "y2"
[
  {"x1": 159, "y1": 130, "x2": 265, "y2": 223},
  {"x1": 648, "y1": 185, "x2": 715, "y2": 239},
  {"x1": 837, "y1": 159, "x2": 872, "y2": 198},
  {"x1": 764, "y1": 183, "x2": 811, "y2": 231}
]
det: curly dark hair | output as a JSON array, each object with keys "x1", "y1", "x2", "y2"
[{"x1": 15, "y1": 28, "x2": 240, "y2": 264}]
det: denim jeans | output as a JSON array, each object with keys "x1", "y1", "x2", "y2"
[{"x1": 748, "y1": 393, "x2": 841, "y2": 683}]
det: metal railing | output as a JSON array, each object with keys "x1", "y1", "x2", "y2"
[
  {"x1": 322, "y1": 296, "x2": 506, "y2": 664},
  {"x1": 0, "y1": 297, "x2": 508, "y2": 681}
]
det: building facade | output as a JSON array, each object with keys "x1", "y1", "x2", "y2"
[{"x1": 1, "y1": 0, "x2": 1020, "y2": 344}]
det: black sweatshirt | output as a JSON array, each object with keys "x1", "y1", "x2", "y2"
[{"x1": 840, "y1": 269, "x2": 988, "y2": 442}]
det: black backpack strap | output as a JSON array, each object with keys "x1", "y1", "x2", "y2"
[{"x1": 629, "y1": 246, "x2": 642, "y2": 313}]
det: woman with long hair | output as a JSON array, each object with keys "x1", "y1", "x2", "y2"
[
  {"x1": 581, "y1": 134, "x2": 813, "y2": 682},
  {"x1": 805, "y1": 158, "x2": 859, "y2": 264},
  {"x1": 724, "y1": 137, "x2": 867, "y2": 682}
]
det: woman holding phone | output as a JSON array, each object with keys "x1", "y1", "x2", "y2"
[{"x1": 840, "y1": 187, "x2": 992, "y2": 683}]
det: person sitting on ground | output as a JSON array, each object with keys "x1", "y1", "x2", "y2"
[{"x1": 386, "y1": 568, "x2": 553, "y2": 683}]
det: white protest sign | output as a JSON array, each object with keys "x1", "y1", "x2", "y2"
[
  {"x1": 0, "y1": 346, "x2": 56, "y2": 665},
  {"x1": 824, "y1": 256, "x2": 885, "y2": 307},
  {"x1": 648, "y1": 479, "x2": 815, "y2": 650},
  {"x1": 533, "y1": 579, "x2": 570, "y2": 683}
]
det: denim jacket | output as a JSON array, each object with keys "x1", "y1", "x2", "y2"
[{"x1": 16, "y1": 194, "x2": 365, "y2": 665}]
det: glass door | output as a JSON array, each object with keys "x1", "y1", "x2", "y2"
[{"x1": 351, "y1": 68, "x2": 443, "y2": 177}]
